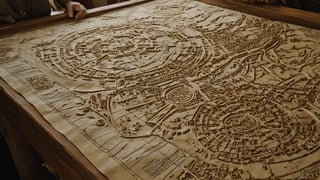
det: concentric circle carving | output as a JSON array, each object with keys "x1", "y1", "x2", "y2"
[
  {"x1": 166, "y1": 86, "x2": 195, "y2": 104},
  {"x1": 193, "y1": 89, "x2": 319, "y2": 164}
]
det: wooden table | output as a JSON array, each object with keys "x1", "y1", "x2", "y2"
[{"x1": 0, "y1": 1, "x2": 319, "y2": 179}]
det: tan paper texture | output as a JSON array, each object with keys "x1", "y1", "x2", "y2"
[{"x1": 1, "y1": 0, "x2": 320, "y2": 179}]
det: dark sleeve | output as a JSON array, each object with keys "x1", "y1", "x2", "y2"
[
  {"x1": 0, "y1": 0, "x2": 52, "y2": 24},
  {"x1": 0, "y1": 0, "x2": 23, "y2": 23}
]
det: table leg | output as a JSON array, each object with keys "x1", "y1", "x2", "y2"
[{"x1": 0, "y1": 115, "x2": 56, "y2": 180}]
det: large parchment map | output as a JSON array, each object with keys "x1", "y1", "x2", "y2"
[{"x1": 1, "y1": 0, "x2": 320, "y2": 179}]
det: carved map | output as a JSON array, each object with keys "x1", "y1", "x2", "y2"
[{"x1": 1, "y1": 0, "x2": 320, "y2": 179}]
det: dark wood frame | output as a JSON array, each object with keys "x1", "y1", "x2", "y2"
[
  {"x1": 201, "y1": 0, "x2": 320, "y2": 30},
  {"x1": 0, "y1": 0, "x2": 319, "y2": 179}
]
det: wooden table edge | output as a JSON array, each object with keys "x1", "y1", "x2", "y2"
[
  {"x1": 0, "y1": 0, "x2": 153, "y2": 33},
  {"x1": 199, "y1": 0, "x2": 320, "y2": 30},
  {"x1": 0, "y1": 77, "x2": 108, "y2": 179},
  {"x1": 1, "y1": 0, "x2": 319, "y2": 32}
]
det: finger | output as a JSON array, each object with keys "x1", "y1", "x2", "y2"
[
  {"x1": 74, "y1": 4, "x2": 81, "y2": 12},
  {"x1": 81, "y1": 9, "x2": 87, "y2": 19},
  {"x1": 75, "y1": 10, "x2": 83, "y2": 20},
  {"x1": 67, "y1": 2, "x2": 73, "y2": 18},
  {"x1": 75, "y1": 8, "x2": 86, "y2": 20}
]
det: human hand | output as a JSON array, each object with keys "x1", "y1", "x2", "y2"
[
  {"x1": 65, "y1": 1, "x2": 87, "y2": 20},
  {"x1": 238, "y1": 0, "x2": 278, "y2": 4}
]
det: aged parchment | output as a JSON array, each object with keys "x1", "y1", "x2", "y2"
[{"x1": 1, "y1": 0, "x2": 320, "y2": 179}]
